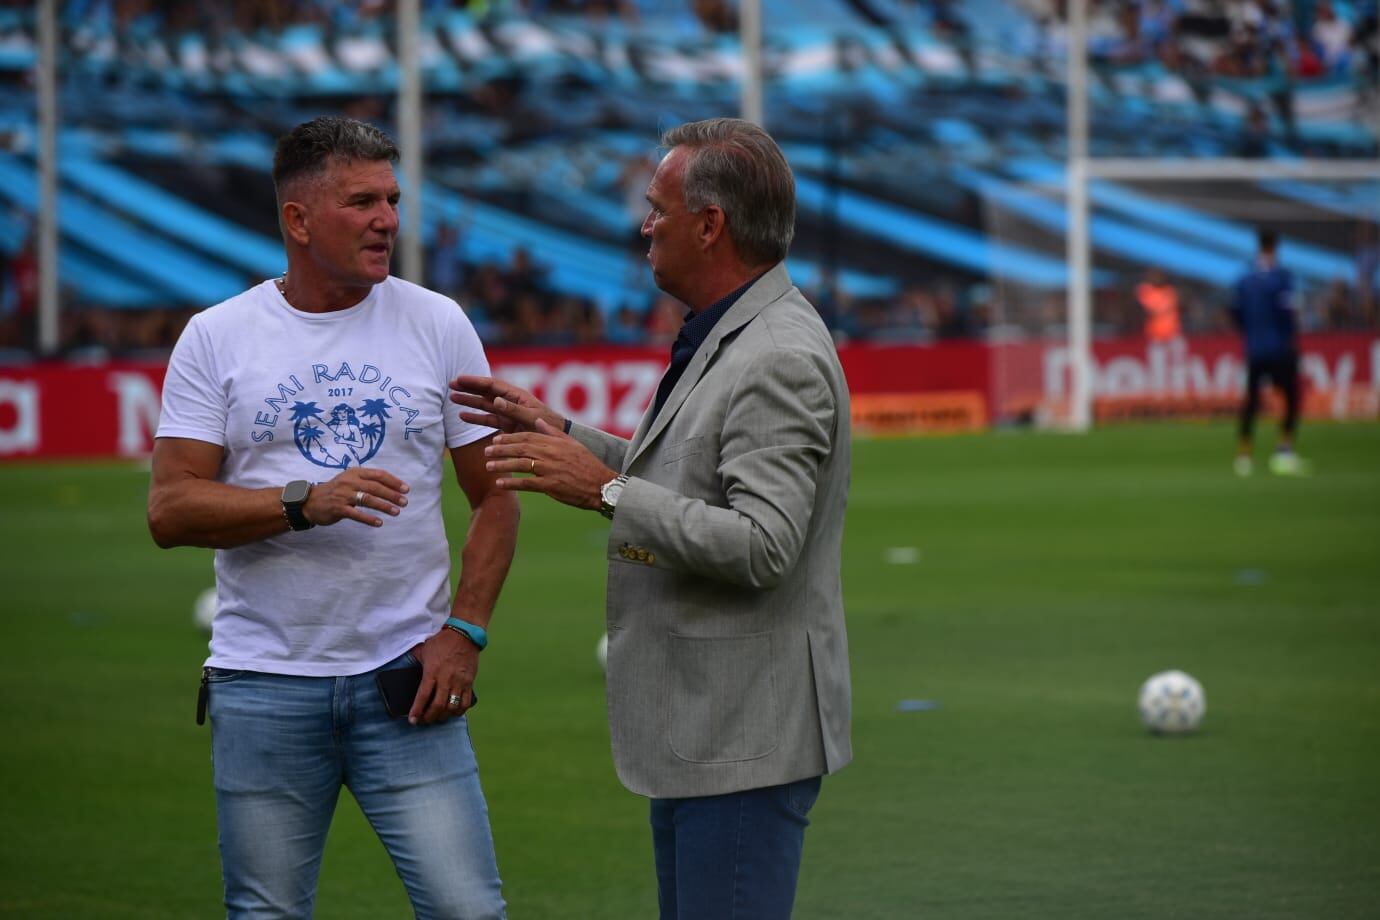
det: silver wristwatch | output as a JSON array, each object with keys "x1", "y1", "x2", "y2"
[{"x1": 599, "y1": 475, "x2": 629, "y2": 520}]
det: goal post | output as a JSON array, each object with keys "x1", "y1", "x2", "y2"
[{"x1": 1059, "y1": 0, "x2": 1379, "y2": 432}]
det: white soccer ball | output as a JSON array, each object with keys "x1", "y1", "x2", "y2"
[
  {"x1": 595, "y1": 633, "x2": 608, "y2": 673},
  {"x1": 1138, "y1": 670, "x2": 1206, "y2": 734},
  {"x1": 193, "y1": 587, "x2": 217, "y2": 634}
]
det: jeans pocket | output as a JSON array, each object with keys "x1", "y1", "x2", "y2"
[{"x1": 205, "y1": 667, "x2": 247, "y2": 683}]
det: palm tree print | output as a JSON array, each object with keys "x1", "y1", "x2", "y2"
[
  {"x1": 299, "y1": 422, "x2": 325, "y2": 454},
  {"x1": 290, "y1": 402, "x2": 328, "y2": 464},
  {"x1": 292, "y1": 398, "x2": 387, "y2": 469},
  {"x1": 359, "y1": 399, "x2": 392, "y2": 422}
]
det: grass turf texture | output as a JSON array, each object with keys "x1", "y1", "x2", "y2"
[{"x1": 1, "y1": 422, "x2": 1377, "y2": 918}]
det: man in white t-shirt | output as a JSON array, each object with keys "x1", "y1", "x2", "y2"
[{"x1": 148, "y1": 117, "x2": 519, "y2": 919}]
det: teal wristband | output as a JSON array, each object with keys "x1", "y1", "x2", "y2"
[{"x1": 444, "y1": 617, "x2": 488, "y2": 651}]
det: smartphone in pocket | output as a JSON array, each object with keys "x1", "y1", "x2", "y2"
[
  {"x1": 375, "y1": 664, "x2": 476, "y2": 719},
  {"x1": 376, "y1": 665, "x2": 423, "y2": 719}
]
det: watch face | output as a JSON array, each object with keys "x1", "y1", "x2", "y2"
[
  {"x1": 282, "y1": 480, "x2": 311, "y2": 506},
  {"x1": 603, "y1": 481, "x2": 624, "y2": 504}
]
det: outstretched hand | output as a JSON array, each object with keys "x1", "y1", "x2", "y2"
[
  {"x1": 484, "y1": 418, "x2": 618, "y2": 511},
  {"x1": 450, "y1": 375, "x2": 564, "y2": 435}
]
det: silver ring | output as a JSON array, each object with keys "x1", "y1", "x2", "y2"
[
  {"x1": 353, "y1": 490, "x2": 365, "y2": 507},
  {"x1": 447, "y1": 694, "x2": 464, "y2": 708}
]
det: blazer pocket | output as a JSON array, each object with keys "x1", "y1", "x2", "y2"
[
  {"x1": 667, "y1": 632, "x2": 779, "y2": 763},
  {"x1": 660, "y1": 435, "x2": 704, "y2": 466}
]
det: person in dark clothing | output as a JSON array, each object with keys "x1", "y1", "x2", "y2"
[{"x1": 1231, "y1": 229, "x2": 1308, "y2": 476}]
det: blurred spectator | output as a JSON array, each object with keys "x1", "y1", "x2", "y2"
[
  {"x1": 619, "y1": 151, "x2": 657, "y2": 273},
  {"x1": 428, "y1": 221, "x2": 467, "y2": 299},
  {"x1": 464, "y1": 263, "x2": 512, "y2": 330},
  {"x1": 526, "y1": 0, "x2": 638, "y2": 21},
  {"x1": 1312, "y1": 0, "x2": 1354, "y2": 72},
  {"x1": 1138, "y1": 0, "x2": 1176, "y2": 55},
  {"x1": 929, "y1": 0, "x2": 977, "y2": 74},
  {"x1": 0, "y1": 233, "x2": 38, "y2": 352},
  {"x1": 805, "y1": 271, "x2": 842, "y2": 336},
  {"x1": 507, "y1": 248, "x2": 544, "y2": 294},
  {"x1": 691, "y1": 0, "x2": 736, "y2": 33},
  {"x1": 934, "y1": 282, "x2": 968, "y2": 338},
  {"x1": 1136, "y1": 268, "x2": 1182, "y2": 342},
  {"x1": 511, "y1": 291, "x2": 547, "y2": 342},
  {"x1": 1289, "y1": 33, "x2": 1327, "y2": 78},
  {"x1": 550, "y1": 293, "x2": 603, "y2": 344},
  {"x1": 605, "y1": 304, "x2": 646, "y2": 344},
  {"x1": 1237, "y1": 103, "x2": 1272, "y2": 157},
  {"x1": 1357, "y1": 1, "x2": 1379, "y2": 84},
  {"x1": 1100, "y1": 2, "x2": 1151, "y2": 65},
  {"x1": 1357, "y1": 221, "x2": 1379, "y2": 326},
  {"x1": 1317, "y1": 278, "x2": 1354, "y2": 329},
  {"x1": 643, "y1": 293, "x2": 682, "y2": 346}
]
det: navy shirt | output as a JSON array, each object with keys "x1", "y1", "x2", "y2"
[
  {"x1": 1232, "y1": 260, "x2": 1296, "y2": 362},
  {"x1": 650, "y1": 277, "x2": 759, "y2": 420}
]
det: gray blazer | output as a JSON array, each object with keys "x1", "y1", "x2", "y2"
[{"x1": 571, "y1": 263, "x2": 852, "y2": 798}]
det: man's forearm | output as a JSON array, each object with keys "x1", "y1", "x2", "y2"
[
  {"x1": 449, "y1": 489, "x2": 521, "y2": 629},
  {"x1": 148, "y1": 480, "x2": 291, "y2": 549}
]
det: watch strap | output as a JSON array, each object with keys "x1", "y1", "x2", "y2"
[
  {"x1": 444, "y1": 617, "x2": 489, "y2": 651},
  {"x1": 281, "y1": 481, "x2": 314, "y2": 531}
]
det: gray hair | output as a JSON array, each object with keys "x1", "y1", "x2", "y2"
[
  {"x1": 660, "y1": 118, "x2": 795, "y2": 266},
  {"x1": 273, "y1": 116, "x2": 399, "y2": 199}
]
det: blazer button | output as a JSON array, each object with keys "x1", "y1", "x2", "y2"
[
  {"x1": 646, "y1": 553, "x2": 656, "y2": 565},
  {"x1": 636, "y1": 549, "x2": 648, "y2": 561}
]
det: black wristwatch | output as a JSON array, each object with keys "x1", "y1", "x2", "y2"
[{"x1": 281, "y1": 480, "x2": 315, "y2": 531}]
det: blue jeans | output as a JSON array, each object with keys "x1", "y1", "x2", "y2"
[
  {"x1": 207, "y1": 653, "x2": 505, "y2": 919},
  {"x1": 650, "y1": 776, "x2": 822, "y2": 920}
]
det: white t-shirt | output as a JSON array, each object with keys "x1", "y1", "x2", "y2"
[{"x1": 157, "y1": 277, "x2": 494, "y2": 676}]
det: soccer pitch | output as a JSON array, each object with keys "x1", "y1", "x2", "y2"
[{"x1": 1, "y1": 422, "x2": 1377, "y2": 918}]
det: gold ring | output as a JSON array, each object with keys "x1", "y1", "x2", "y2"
[
  {"x1": 354, "y1": 490, "x2": 365, "y2": 507},
  {"x1": 530, "y1": 458, "x2": 536, "y2": 474}
]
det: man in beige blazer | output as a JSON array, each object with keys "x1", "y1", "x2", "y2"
[{"x1": 452, "y1": 118, "x2": 851, "y2": 920}]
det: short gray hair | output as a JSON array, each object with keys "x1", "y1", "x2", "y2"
[
  {"x1": 660, "y1": 118, "x2": 795, "y2": 265},
  {"x1": 273, "y1": 116, "x2": 399, "y2": 199}
]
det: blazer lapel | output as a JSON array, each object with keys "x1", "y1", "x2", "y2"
[{"x1": 625, "y1": 263, "x2": 795, "y2": 468}]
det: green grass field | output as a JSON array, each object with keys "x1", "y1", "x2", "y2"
[{"x1": 2, "y1": 422, "x2": 1378, "y2": 918}]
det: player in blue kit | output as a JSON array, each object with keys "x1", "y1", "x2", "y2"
[{"x1": 1231, "y1": 229, "x2": 1308, "y2": 477}]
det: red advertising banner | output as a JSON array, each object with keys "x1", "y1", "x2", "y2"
[
  {"x1": 0, "y1": 362, "x2": 170, "y2": 460},
  {"x1": 0, "y1": 350, "x2": 676, "y2": 461},
  {"x1": 2, "y1": 333, "x2": 1376, "y2": 460},
  {"x1": 1007, "y1": 333, "x2": 1380, "y2": 425}
]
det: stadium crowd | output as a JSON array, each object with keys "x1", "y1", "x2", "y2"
[
  {"x1": 1022, "y1": 0, "x2": 1377, "y2": 81},
  {"x1": 51, "y1": 0, "x2": 741, "y2": 35},
  {"x1": 2, "y1": 0, "x2": 1375, "y2": 359},
  {"x1": 3, "y1": 223, "x2": 1375, "y2": 361},
  {"x1": 1017, "y1": 0, "x2": 1379, "y2": 148},
  {"x1": 53, "y1": 0, "x2": 1377, "y2": 84}
]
